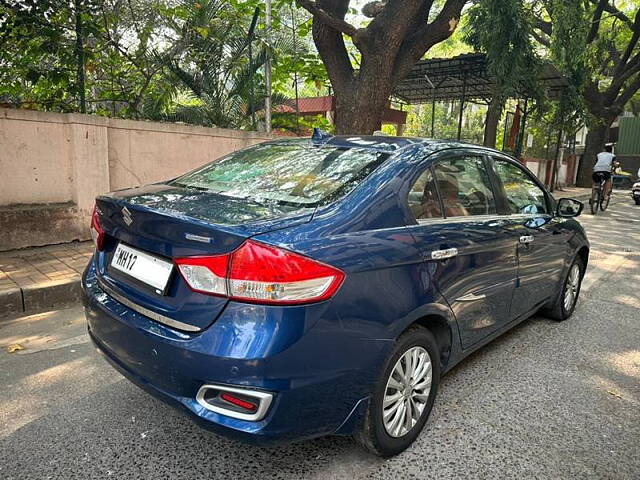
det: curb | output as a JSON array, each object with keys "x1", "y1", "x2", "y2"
[
  {"x1": 0, "y1": 287, "x2": 23, "y2": 317},
  {"x1": 0, "y1": 276, "x2": 82, "y2": 319}
]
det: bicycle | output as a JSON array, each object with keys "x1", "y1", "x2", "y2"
[{"x1": 590, "y1": 172, "x2": 611, "y2": 214}]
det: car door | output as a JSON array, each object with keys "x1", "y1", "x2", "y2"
[
  {"x1": 488, "y1": 156, "x2": 571, "y2": 319},
  {"x1": 404, "y1": 151, "x2": 518, "y2": 349}
]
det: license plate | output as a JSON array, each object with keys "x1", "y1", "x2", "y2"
[{"x1": 110, "y1": 243, "x2": 173, "y2": 293}]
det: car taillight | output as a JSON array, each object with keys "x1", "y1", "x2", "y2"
[
  {"x1": 175, "y1": 255, "x2": 228, "y2": 296},
  {"x1": 90, "y1": 205, "x2": 105, "y2": 251},
  {"x1": 175, "y1": 240, "x2": 345, "y2": 305}
]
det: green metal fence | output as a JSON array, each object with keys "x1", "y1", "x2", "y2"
[{"x1": 618, "y1": 117, "x2": 640, "y2": 155}]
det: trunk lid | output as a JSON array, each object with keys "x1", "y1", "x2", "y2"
[{"x1": 94, "y1": 183, "x2": 314, "y2": 331}]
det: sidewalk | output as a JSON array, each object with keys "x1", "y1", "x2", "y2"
[
  {"x1": 0, "y1": 187, "x2": 594, "y2": 319},
  {"x1": 551, "y1": 186, "x2": 591, "y2": 201},
  {"x1": 0, "y1": 241, "x2": 93, "y2": 318}
]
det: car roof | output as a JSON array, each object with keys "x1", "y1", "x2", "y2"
[
  {"x1": 267, "y1": 134, "x2": 512, "y2": 157},
  {"x1": 322, "y1": 135, "x2": 424, "y2": 151}
]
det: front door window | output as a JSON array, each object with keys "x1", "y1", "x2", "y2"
[{"x1": 492, "y1": 160, "x2": 548, "y2": 215}]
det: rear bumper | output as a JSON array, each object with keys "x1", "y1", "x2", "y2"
[{"x1": 82, "y1": 259, "x2": 390, "y2": 445}]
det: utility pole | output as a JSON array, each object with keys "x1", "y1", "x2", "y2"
[
  {"x1": 291, "y1": 5, "x2": 300, "y2": 135},
  {"x1": 264, "y1": 0, "x2": 272, "y2": 134},
  {"x1": 74, "y1": 0, "x2": 86, "y2": 113},
  {"x1": 247, "y1": 8, "x2": 260, "y2": 130}
]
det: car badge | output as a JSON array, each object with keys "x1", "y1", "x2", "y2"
[
  {"x1": 185, "y1": 233, "x2": 213, "y2": 244},
  {"x1": 122, "y1": 207, "x2": 133, "y2": 226}
]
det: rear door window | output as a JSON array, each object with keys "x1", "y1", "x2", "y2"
[
  {"x1": 492, "y1": 159, "x2": 549, "y2": 214},
  {"x1": 408, "y1": 168, "x2": 443, "y2": 219},
  {"x1": 433, "y1": 156, "x2": 497, "y2": 218}
]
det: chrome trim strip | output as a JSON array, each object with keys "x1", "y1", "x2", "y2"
[
  {"x1": 415, "y1": 213, "x2": 553, "y2": 226},
  {"x1": 196, "y1": 384, "x2": 273, "y2": 421},
  {"x1": 97, "y1": 278, "x2": 202, "y2": 332},
  {"x1": 456, "y1": 292, "x2": 487, "y2": 302},
  {"x1": 416, "y1": 214, "x2": 500, "y2": 225},
  {"x1": 455, "y1": 278, "x2": 516, "y2": 303},
  {"x1": 431, "y1": 247, "x2": 458, "y2": 260}
]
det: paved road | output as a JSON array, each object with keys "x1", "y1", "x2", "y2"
[{"x1": 1, "y1": 197, "x2": 639, "y2": 480}]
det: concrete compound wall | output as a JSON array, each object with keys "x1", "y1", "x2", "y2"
[
  {"x1": 0, "y1": 108, "x2": 271, "y2": 251},
  {"x1": 521, "y1": 153, "x2": 577, "y2": 189}
]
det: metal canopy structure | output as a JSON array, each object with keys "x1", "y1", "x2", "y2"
[
  {"x1": 392, "y1": 53, "x2": 570, "y2": 156},
  {"x1": 394, "y1": 53, "x2": 569, "y2": 104}
]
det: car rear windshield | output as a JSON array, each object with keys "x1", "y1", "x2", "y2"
[{"x1": 171, "y1": 143, "x2": 389, "y2": 206}]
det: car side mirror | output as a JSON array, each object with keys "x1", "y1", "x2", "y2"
[{"x1": 557, "y1": 198, "x2": 583, "y2": 218}]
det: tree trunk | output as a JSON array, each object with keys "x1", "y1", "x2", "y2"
[
  {"x1": 575, "y1": 122, "x2": 608, "y2": 187},
  {"x1": 303, "y1": 0, "x2": 466, "y2": 136},
  {"x1": 333, "y1": 77, "x2": 393, "y2": 135},
  {"x1": 483, "y1": 96, "x2": 503, "y2": 148}
]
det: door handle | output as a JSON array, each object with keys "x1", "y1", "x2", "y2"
[
  {"x1": 431, "y1": 248, "x2": 458, "y2": 260},
  {"x1": 519, "y1": 235, "x2": 534, "y2": 244}
]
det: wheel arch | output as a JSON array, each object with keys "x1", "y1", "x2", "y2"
[
  {"x1": 576, "y1": 245, "x2": 589, "y2": 270},
  {"x1": 408, "y1": 314, "x2": 454, "y2": 371}
]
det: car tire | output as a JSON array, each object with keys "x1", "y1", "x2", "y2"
[
  {"x1": 355, "y1": 326, "x2": 440, "y2": 457},
  {"x1": 542, "y1": 256, "x2": 585, "y2": 321}
]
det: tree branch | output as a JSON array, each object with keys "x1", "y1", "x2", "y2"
[
  {"x1": 590, "y1": 0, "x2": 633, "y2": 26},
  {"x1": 610, "y1": 53, "x2": 640, "y2": 95},
  {"x1": 616, "y1": 8, "x2": 640, "y2": 75},
  {"x1": 617, "y1": 72, "x2": 640, "y2": 108},
  {"x1": 535, "y1": 18, "x2": 552, "y2": 36},
  {"x1": 586, "y1": 0, "x2": 608, "y2": 43},
  {"x1": 394, "y1": 0, "x2": 467, "y2": 79},
  {"x1": 531, "y1": 28, "x2": 551, "y2": 48},
  {"x1": 365, "y1": 0, "x2": 435, "y2": 52},
  {"x1": 307, "y1": 0, "x2": 354, "y2": 92},
  {"x1": 296, "y1": 0, "x2": 358, "y2": 37}
]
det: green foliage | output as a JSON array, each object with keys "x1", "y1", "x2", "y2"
[
  {"x1": 0, "y1": 0, "x2": 95, "y2": 110},
  {"x1": 538, "y1": 0, "x2": 640, "y2": 133},
  {"x1": 464, "y1": 0, "x2": 542, "y2": 103},
  {"x1": 404, "y1": 102, "x2": 486, "y2": 144},
  {"x1": 149, "y1": 0, "x2": 265, "y2": 128},
  {"x1": 544, "y1": 0, "x2": 589, "y2": 131},
  {"x1": 427, "y1": 15, "x2": 474, "y2": 59},
  {"x1": 269, "y1": 4, "x2": 328, "y2": 100},
  {"x1": 272, "y1": 112, "x2": 333, "y2": 134},
  {"x1": 0, "y1": 0, "x2": 321, "y2": 131}
]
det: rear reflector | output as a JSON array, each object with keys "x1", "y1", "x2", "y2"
[
  {"x1": 175, "y1": 239, "x2": 344, "y2": 305},
  {"x1": 220, "y1": 393, "x2": 258, "y2": 412}
]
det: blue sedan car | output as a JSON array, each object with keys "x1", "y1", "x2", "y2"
[{"x1": 82, "y1": 132, "x2": 588, "y2": 456}]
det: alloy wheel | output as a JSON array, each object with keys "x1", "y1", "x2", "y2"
[
  {"x1": 563, "y1": 263, "x2": 581, "y2": 312},
  {"x1": 382, "y1": 346, "x2": 432, "y2": 438}
]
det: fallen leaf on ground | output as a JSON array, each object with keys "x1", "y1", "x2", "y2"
[
  {"x1": 6, "y1": 344, "x2": 24, "y2": 353},
  {"x1": 607, "y1": 390, "x2": 623, "y2": 399}
]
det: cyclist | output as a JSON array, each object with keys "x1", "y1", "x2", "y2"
[{"x1": 592, "y1": 144, "x2": 616, "y2": 199}]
